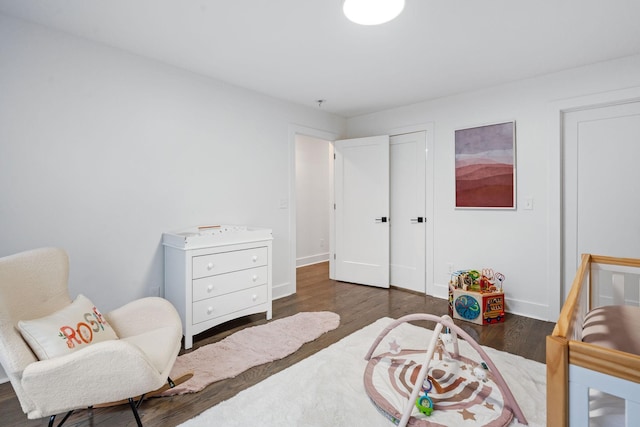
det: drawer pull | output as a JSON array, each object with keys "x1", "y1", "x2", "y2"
[
  {"x1": 206, "y1": 306, "x2": 214, "y2": 315},
  {"x1": 252, "y1": 255, "x2": 258, "y2": 262},
  {"x1": 252, "y1": 294, "x2": 257, "y2": 301},
  {"x1": 207, "y1": 262, "x2": 214, "y2": 270},
  {"x1": 207, "y1": 284, "x2": 214, "y2": 293},
  {"x1": 252, "y1": 275, "x2": 258, "y2": 282}
]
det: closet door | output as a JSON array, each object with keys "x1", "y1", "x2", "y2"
[
  {"x1": 390, "y1": 131, "x2": 426, "y2": 293},
  {"x1": 333, "y1": 135, "x2": 390, "y2": 288},
  {"x1": 563, "y1": 101, "x2": 640, "y2": 298}
]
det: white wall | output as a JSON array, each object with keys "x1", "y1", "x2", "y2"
[
  {"x1": 295, "y1": 135, "x2": 331, "y2": 267},
  {"x1": 346, "y1": 53, "x2": 640, "y2": 321},
  {"x1": 0, "y1": 15, "x2": 345, "y2": 319}
]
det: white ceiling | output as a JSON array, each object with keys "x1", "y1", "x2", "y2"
[{"x1": 2, "y1": 0, "x2": 640, "y2": 118}]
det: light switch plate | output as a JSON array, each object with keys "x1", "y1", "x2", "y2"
[{"x1": 524, "y1": 197, "x2": 533, "y2": 210}]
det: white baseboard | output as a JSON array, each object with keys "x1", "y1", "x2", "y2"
[
  {"x1": 272, "y1": 281, "x2": 293, "y2": 300},
  {"x1": 504, "y1": 298, "x2": 550, "y2": 322},
  {"x1": 296, "y1": 253, "x2": 329, "y2": 268},
  {"x1": 431, "y1": 282, "x2": 450, "y2": 299}
]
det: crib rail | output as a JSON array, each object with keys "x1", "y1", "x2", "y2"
[
  {"x1": 590, "y1": 255, "x2": 640, "y2": 307},
  {"x1": 547, "y1": 254, "x2": 640, "y2": 427},
  {"x1": 553, "y1": 254, "x2": 640, "y2": 339}
]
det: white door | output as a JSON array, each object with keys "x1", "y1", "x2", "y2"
[
  {"x1": 334, "y1": 135, "x2": 390, "y2": 288},
  {"x1": 390, "y1": 132, "x2": 426, "y2": 293},
  {"x1": 563, "y1": 101, "x2": 640, "y2": 298}
]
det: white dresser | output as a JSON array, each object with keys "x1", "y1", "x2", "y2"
[{"x1": 163, "y1": 225, "x2": 273, "y2": 349}]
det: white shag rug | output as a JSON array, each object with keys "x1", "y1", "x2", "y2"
[{"x1": 178, "y1": 317, "x2": 546, "y2": 427}]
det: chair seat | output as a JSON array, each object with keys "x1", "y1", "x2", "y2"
[{"x1": 122, "y1": 325, "x2": 183, "y2": 374}]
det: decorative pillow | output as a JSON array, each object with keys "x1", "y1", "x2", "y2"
[{"x1": 17, "y1": 294, "x2": 118, "y2": 360}]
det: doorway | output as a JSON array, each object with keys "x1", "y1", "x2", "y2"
[
  {"x1": 288, "y1": 125, "x2": 339, "y2": 299},
  {"x1": 295, "y1": 135, "x2": 332, "y2": 268}
]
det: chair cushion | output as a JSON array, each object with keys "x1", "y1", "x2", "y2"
[{"x1": 17, "y1": 294, "x2": 118, "y2": 360}]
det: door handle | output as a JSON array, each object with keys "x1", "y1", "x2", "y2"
[
  {"x1": 410, "y1": 217, "x2": 425, "y2": 223},
  {"x1": 375, "y1": 217, "x2": 388, "y2": 223}
]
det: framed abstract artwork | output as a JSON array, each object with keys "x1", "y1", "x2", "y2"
[{"x1": 455, "y1": 121, "x2": 516, "y2": 209}]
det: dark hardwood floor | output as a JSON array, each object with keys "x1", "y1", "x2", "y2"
[{"x1": 0, "y1": 262, "x2": 554, "y2": 426}]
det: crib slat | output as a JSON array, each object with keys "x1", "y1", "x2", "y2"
[
  {"x1": 612, "y1": 273, "x2": 625, "y2": 306},
  {"x1": 627, "y1": 399, "x2": 640, "y2": 427}
]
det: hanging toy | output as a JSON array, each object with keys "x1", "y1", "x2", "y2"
[
  {"x1": 473, "y1": 362, "x2": 490, "y2": 382},
  {"x1": 415, "y1": 377, "x2": 435, "y2": 416}
]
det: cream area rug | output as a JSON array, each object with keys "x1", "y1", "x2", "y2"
[
  {"x1": 178, "y1": 317, "x2": 546, "y2": 427},
  {"x1": 161, "y1": 311, "x2": 340, "y2": 396}
]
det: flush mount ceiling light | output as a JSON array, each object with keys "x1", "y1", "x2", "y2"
[{"x1": 343, "y1": 0, "x2": 405, "y2": 25}]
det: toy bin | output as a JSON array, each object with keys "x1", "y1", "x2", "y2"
[{"x1": 449, "y1": 288, "x2": 505, "y2": 325}]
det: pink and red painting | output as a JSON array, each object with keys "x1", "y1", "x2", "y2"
[{"x1": 455, "y1": 121, "x2": 516, "y2": 209}]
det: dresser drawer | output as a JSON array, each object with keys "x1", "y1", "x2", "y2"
[
  {"x1": 192, "y1": 266, "x2": 268, "y2": 302},
  {"x1": 192, "y1": 247, "x2": 268, "y2": 279},
  {"x1": 192, "y1": 286, "x2": 268, "y2": 324}
]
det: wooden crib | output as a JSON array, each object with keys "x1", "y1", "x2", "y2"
[{"x1": 546, "y1": 254, "x2": 640, "y2": 426}]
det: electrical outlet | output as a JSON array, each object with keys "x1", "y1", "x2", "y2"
[{"x1": 320, "y1": 238, "x2": 325, "y2": 248}]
